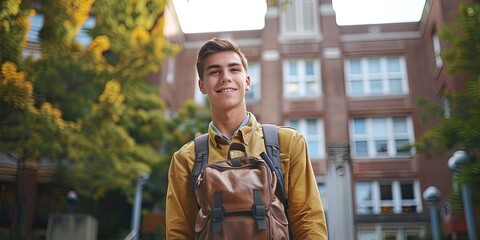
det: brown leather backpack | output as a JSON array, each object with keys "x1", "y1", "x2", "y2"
[{"x1": 192, "y1": 142, "x2": 289, "y2": 239}]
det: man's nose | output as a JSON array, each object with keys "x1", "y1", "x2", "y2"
[{"x1": 220, "y1": 71, "x2": 232, "y2": 82}]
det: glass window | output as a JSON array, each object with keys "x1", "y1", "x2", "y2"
[
  {"x1": 356, "y1": 182, "x2": 373, "y2": 215},
  {"x1": 433, "y1": 33, "x2": 443, "y2": 68},
  {"x1": 380, "y1": 184, "x2": 393, "y2": 200},
  {"x1": 285, "y1": 118, "x2": 325, "y2": 159},
  {"x1": 354, "y1": 118, "x2": 366, "y2": 134},
  {"x1": 345, "y1": 56, "x2": 408, "y2": 96},
  {"x1": 281, "y1": 0, "x2": 318, "y2": 36},
  {"x1": 351, "y1": 117, "x2": 413, "y2": 158},
  {"x1": 355, "y1": 141, "x2": 368, "y2": 156},
  {"x1": 356, "y1": 180, "x2": 421, "y2": 216},
  {"x1": 368, "y1": 59, "x2": 381, "y2": 73},
  {"x1": 246, "y1": 62, "x2": 261, "y2": 102},
  {"x1": 283, "y1": 59, "x2": 321, "y2": 98}
]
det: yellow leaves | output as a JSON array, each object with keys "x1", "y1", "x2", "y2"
[
  {"x1": 99, "y1": 79, "x2": 124, "y2": 104},
  {"x1": 131, "y1": 27, "x2": 150, "y2": 45},
  {"x1": 87, "y1": 35, "x2": 110, "y2": 60},
  {"x1": 96, "y1": 79, "x2": 126, "y2": 122},
  {"x1": 40, "y1": 102, "x2": 70, "y2": 129},
  {"x1": 0, "y1": 0, "x2": 21, "y2": 19},
  {"x1": 66, "y1": 0, "x2": 95, "y2": 31},
  {"x1": 1, "y1": 61, "x2": 34, "y2": 109}
]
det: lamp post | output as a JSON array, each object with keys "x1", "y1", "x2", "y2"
[
  {"x1": 423, "y1": 186, "x2": 441, "y2": 240},
  {"x1": 448, "y1": 150, "x2": 477, "y2": 240},
  {"x1": 131, "y1": 172, "x2": 149, "y2": 240}
]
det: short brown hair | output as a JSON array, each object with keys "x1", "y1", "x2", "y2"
[{"x1": 196, "y1": 38, "x2": 248, "y2": 80}]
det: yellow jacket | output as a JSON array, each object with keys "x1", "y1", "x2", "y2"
[{"x1": 166, "y1": 114, "x2": 328, "y2": 239}]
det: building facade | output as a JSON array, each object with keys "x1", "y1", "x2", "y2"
[{"x1": 157, "y1": 0, "x2": 469, "y2": 239}]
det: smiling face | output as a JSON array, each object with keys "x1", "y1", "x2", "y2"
[{"x1": 199, "y1": 51, "x2": 250, "y2": 114}]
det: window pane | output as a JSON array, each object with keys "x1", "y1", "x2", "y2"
[
  {"x1": 306, "y1": 119, "x2": 317, "y2": 134},
  {"x1": 401, "y1": 183, "x2": 414, "y2": 200},
  {"x1": 302, "y1": 0, "x2": 315, "y2": 31},
  {"x1": 369, "y1": 79, "x2": 383, "y2": 95},
  {"x1": 368, "y1": 58, "x2": 381, "y2": 73},
  {"x1": 351, "y1": 81, "x2": 364, "y2": 95},
  {"x1": 307, "y1": 140, "x2": 319, "y2": 157},
  {"x1": 356, "y1": 182, "x2": 372, "y2": 201},
  {"x1": 285, "y1": 4, "x2": 297, "y2": 32},
  {"x1": 306, "y1": 81, "x2": 318, "y2": 94},
  {"x1": 380, "y1": 184, "x2": 393, "y2": 200},
  {"x1": 389, "y1": 78, "x2": 403, "y2": 93},
  {"x1": 387, "y1": 57, "x2": 401, "y2": 72},
  {"x1": 288, "y1": 119, "x2": 300, "y2": 130},
  {"x1": 349, "y1": 59, "x2": 361, "y2": 74},
  {"x1": 375, "y1": 140, "x2": 388, "y2": 155},
  {"x1": 358, "y1": 233, "x2": 378, "y2": 240},
  {"x1": 289, "y1": 62, "x2": 297, "y2": 75},
  {"x1": 372, "y1": 118, "x2": 387, "y2": 134},
  {"x1": 287, "y1": 82, "x2": 299, "y2": 95},
  {"x1": 355, "y1": 141, "x2": 368, "y2": 156},
  {"x1": 393, "y1": 117, "x2": 407, "y2": 133},
  {"x1": 395, "y1": 139, "x2": 410, "y2": 156},
  {"x1": 305, "y1": 61, "x2": 314, "y2": 75},
  {"x1": 354, "y1": 119, "x2": 366, "y2": 134},
  {"x1": 356, "y1": 182, "x2": 373, "y2": 215}
]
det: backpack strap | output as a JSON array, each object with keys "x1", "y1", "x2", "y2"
[
  {"x1": 261, "y1": 124, "x2": 289, "y2": 210},
  {"x1": 191, "y1": 133, "x2": 208, "y2": 195}
]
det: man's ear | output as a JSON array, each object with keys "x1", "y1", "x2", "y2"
[
  {"x1": 198, "y1": 79, "x2": 207, "y2": 94},
  {"x1": 245, "y1": 76, "x2": 251, "y2": 91}
]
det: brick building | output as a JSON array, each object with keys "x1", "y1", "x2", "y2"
[{"x1": 155, "y1": 0, "x2": 470, "y2": 238}]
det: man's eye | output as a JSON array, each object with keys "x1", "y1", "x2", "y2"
[{"x1": 209, "y1": 70, "x2": 220, "y2": 75}]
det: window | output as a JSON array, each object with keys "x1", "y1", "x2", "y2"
[
  {"x1": 350, "y1": 117, "x2": 414, "y2": 158},
  {"x1": 355, "y1": 180, "x2": 421, "y2": 216},
  {"x1": 166, "y1": 57, "x2": 175, "y2": 84},
  {"x1": 357, "y1": 224, "x2": 426, "y2": 240},
  {"x1": 25, "y1": 13, "x2": 95, "y2": 59},
  {"x1": 280, "y1": 0, "x2": 319, "y2": 37},
  {"x1": 318, "y1": 182, "x2": 327, "y2": 211},
  {"x1": 246, "y1": 62, "x2": 261, "y2": 102},
  {"x1": 432, "y1": 33, "x2": 443, "y2": 69},
  {"x1": 442, "y1": 95, "x2": 451, "y2": 119},
  {"x1": 283, "y1": 59, "x2": 321, "y2": 98},
  {"x1": 194, "y1": 72, "x2": 207, "y2": 106},
  {"x1": 284, "y1": 118, "x2": 325, "y2": 159},
  {"x1": 345, "y1": 57, "x2": 409, "y2": 96}
]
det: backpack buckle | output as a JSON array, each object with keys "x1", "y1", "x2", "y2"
[{"x1": 252, "y1": 189, "x2": 266, "y2": 230}]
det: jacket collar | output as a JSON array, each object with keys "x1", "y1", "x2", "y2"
[{"x1": 208, "y1": 112, "x2": 260, "y2": 148}]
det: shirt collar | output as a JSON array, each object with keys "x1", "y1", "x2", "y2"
[
  {"x1": 208, "y1": 112, "x2": 259, "y2": 147},
  {"x1": 210, "y1": 113, "x2": 250, "y2": 141}
]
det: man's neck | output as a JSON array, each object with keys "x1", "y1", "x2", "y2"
[{"x1": 211, "y1": 107, "x2": 247, "y2": 138}]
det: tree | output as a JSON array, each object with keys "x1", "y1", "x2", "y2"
[
  {"x1": 0, "y1": 0, "x2": 200, "y2": 238},
  {"x1": 416, "y1": 2, "x2": 480, "y2": 200}
]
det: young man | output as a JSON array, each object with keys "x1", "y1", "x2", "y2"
[{"x1": 166, "y1": 38, "x2": 328, "y2": 239}]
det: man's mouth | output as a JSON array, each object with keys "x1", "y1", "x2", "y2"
[{"x1": 217, "y1": 88, "x2": 237, "y2": 93}]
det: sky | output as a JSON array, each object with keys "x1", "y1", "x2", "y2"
[{"x1": 172, "y1": 0, "x2": 427, "y2": 34}]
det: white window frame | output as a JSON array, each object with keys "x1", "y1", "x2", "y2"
[
  {"x1": 345, "y1": 56, "x2": 409, "y2": 97},
  {"x1": 355, "y1": 180, "x2": 422, "y2": 216},
  {"x1": 350, "y1": 116, "x2": 415, "y2": 158},
  {"x1": 284, "y1": 118, "x2": 325, "y2": 160},
  {"x1": 357, "y1": 223, "x2": 426, "y2": 240},
  {"x1": 283, "y1": 59, "x2": 321, "y2": 98},
  {"x1": 279, "y1": 0, "x2": 321, "y2": 40},
  {"x1": 246, "y1": 62, "x2": 261, "y2": 103}
]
